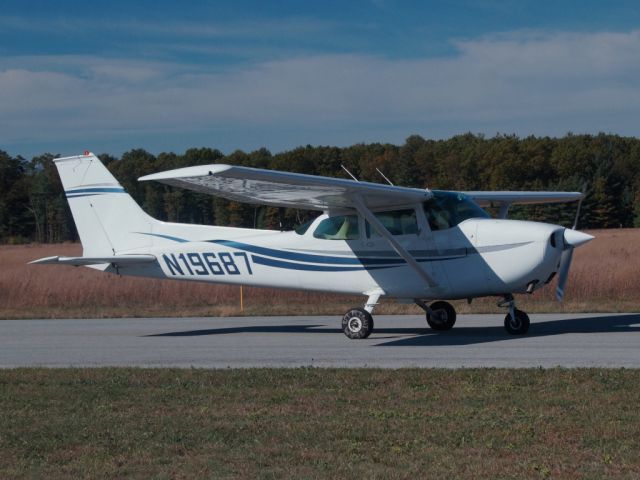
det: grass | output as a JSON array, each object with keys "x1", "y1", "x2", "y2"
[
  {"x1": 1, "y1": 228, "x2": 639, "y2": 318},
  {"x1": 1, "y1": 368, "x2": 639, "y2": 479}
]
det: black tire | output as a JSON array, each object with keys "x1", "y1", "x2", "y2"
[
  {"x1": 342, "y1": 308, "x2": 374, "y2": 339},
  {"x1": 504, "y1": 309, "x2": 530, "y2": 335},
  {"x1": 426, "y1": 301, "x2": 456, "y2": 331}
]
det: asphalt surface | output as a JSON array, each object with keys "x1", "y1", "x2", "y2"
[{"x1": 1, "y1": 313, "x2": 639, "y2": 368}]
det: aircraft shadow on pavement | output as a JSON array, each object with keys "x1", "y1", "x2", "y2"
[
  {"x1": 374, "y1": 313, "x2": 640, "y2": 347},
  {"x1": 145, "y1": 314, "x2": 640, "y2": 346},
  {"x1": 145, "y1": 324, "x2": 328, "y2": 337}
]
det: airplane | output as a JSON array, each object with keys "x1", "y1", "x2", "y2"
[{"x1": 31, "y1": 151, "x2": 594, "y2": 339}]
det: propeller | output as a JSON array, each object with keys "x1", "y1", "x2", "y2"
[{"x1": 555, "y1": 195, "x2": 593, "y2": 302}]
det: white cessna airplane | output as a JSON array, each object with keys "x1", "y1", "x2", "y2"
[{"x1": 32, "y1": 152, "x2": 593, "y2": 339}]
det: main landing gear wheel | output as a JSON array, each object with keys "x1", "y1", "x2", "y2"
[
  {"x1": 342, "y1": 308, "x2": 374, "y2": 339},
  {"x1": 504, "y1": 309, "x2": 530, "y2": 335},
  {"x1": 426, "y1": 301, "x2": 457, "y2": 331}
]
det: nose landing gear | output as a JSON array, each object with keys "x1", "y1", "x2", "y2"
[{"x1": 499, "y1": 294, "x2": 530, "y2": 335}]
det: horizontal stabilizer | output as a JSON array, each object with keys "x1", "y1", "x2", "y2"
[{"x1": 29, "y1": 255, "x2": 156, "y2": 266}]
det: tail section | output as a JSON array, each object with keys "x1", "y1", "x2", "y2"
[{"x1": 54, "y1": 152, "x2": 155, "y2": 256}]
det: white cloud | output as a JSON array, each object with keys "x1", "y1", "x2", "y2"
[{"x1": 1, "y1": 29, "x2": 639, "y2": 155}]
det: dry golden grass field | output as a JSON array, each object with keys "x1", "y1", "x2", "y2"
[{"x1": 1, "y1": 229, "x2": 638, "y2": 319}]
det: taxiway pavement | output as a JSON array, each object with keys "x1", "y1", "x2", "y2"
[{"x1": 1, "y1": 313, "x2": 639, "y2": 368}]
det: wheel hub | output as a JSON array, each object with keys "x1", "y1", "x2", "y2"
[
  {"x1": 348, "y1": 317, "x2": 363, "y2": 332},
  {"x1": 432, "y1": 310, "x2": 447, "y2": 324}
]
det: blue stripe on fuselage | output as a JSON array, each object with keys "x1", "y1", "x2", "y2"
[
  {"x1": 136, "y1": 232, "x2": 190, "y2": 243},
  {"x1": 140, "y1": 234, "x2": 464, "y2": 271},
  {"x1": 210, "y1": 239, "x2": 403, "y2": 266},
  {"x1": 251, "y1": 255, "x2": 391, "y2": 272}
]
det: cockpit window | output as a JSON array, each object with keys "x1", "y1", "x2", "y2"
[
  {"x1": 366, "y1": 209, "x2": 418, "y2": 237},
  {"x1": 424, "y1": 191, "x2": 490, "y2": 231},
  {"x1": 313, "y1": 215, "x2": 360, "y2": 240}
]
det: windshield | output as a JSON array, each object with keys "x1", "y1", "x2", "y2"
[{"x1": 424, "y1": 191, "x2": 490, "y2": 230}]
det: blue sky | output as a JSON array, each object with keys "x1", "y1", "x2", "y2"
[{"x1": 1, "y1": 1, "x2": 639, "y2": 158}]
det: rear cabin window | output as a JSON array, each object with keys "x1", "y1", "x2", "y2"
[
  {"x1": 365, "y1": 209, "x2": 418, "y2": 237},
  {"x1": 294, "y1": 218, "x2": 315, "y2": 235},
  {"x1": 313, "y1": 215, "x2": 360, "y2": 240}
]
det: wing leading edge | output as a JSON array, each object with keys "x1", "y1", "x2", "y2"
[{"x1": 139, "y1": 164, "x2": 432, "y2": 211}]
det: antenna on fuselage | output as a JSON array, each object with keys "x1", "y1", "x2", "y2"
[
  {"x1": 341, "y1": 165, "x2": 359, "y2": 182},
  {"x1": 375, "y1": 168, "x2": 394, "y2": 186}
]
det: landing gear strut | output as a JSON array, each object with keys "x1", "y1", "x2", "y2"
[
  {"x1": 415, "y1": 300, "x2": 457, "y2": 331},
  {"x1": 499, "y1": 294, "x2": 530, "y2": 335},
  {"x1": 342, "y1": 292, "x2": 380, "y2": 339}
]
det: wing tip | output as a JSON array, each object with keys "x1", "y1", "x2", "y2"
[{"x1": 138, "y1": 164, "x2": 232, "y2": 182}]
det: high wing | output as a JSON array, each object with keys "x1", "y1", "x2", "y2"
[
  {"x1": 465, "y1": 191, "x2": 583, "y2": 207},
  {"x1": 139, "y1": 164, "x2": 583, "y2": 211},
  {"x1": 139, "y1": 164, "x2": 431, "y2": 210}
]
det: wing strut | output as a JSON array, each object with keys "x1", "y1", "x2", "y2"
[
  {"x1": 351, "y1": 195, "x2": 439, "y2": 289},
  {"x1": 498, "y1": 202, "x2": 511, "y2": 219}
]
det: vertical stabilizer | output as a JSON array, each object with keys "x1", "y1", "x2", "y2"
[{"x1": 54, "y1": 152, "x2": 154, "y2": 256}]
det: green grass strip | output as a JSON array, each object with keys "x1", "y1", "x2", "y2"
[{"x1": 1, "y1": 368, "x2": 639, "y2": 479}]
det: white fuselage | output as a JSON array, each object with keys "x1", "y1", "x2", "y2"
[{"x1": 115, "y1": 212, "x2": 565, "y2": 302}]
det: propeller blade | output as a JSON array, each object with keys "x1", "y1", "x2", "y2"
[
  {"x1": 555, "y1": 189, "x2": 592, "y2": 303},
  {"x1": 556, "y1": 247, "x2": 574, "y2": 303}
]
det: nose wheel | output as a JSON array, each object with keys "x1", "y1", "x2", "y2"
[
  {"x1": 504, "y1": 309, "x2": 530, "y2": 335},
  {"x1": 499, "y1": 295, "x2": 530, "y2": 335}
]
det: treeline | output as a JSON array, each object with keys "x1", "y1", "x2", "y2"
[{"x1": 1, "y1": 133, "x2": 639, "y2": 243}]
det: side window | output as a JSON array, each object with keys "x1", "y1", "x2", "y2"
[
  {"x1": 423, "y1": 199, "x2": 452, "y2": 231},
  {"x1": 313, "y1": 215, "x2": 360, "y2": 240},
  {"x1": 366, "y1": 209, "x2": 418, "y2": 237}
]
